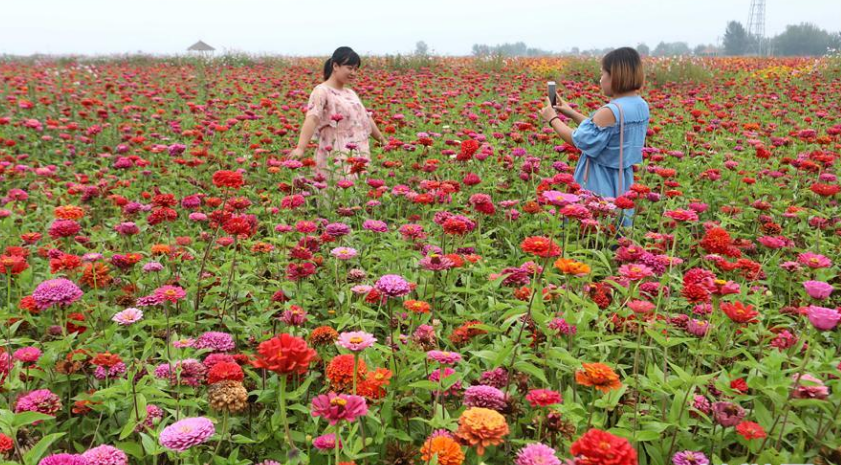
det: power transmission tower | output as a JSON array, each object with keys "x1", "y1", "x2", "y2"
[{"x1": 746, "y1": 0, "x2": 767, "y2": 55}]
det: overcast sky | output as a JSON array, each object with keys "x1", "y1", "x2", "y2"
[{"x1": 2, "y1": 0, "x2": 839, "y2": 56}]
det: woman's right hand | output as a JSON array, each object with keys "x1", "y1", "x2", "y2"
[
  {"x1": 289, "y1": 147, "x2": 305, "y2": 159},
  {"x1": 554, "y1": 92, "x2": 573, "y2": 115}
]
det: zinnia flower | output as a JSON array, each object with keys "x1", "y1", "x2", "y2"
[
  {"x1": 463, "y1": 385, "x2": 507, "y2": 411},
  {"x1": 112, "y1": 308, "x2": 143, "y2": 326},
  {"x1": 336, "y1": 331, "x2": 376, "y2": 352},
  {"x1": 427, "y1": 350, "x2": 462, "y2": 365},
  {"x1": 374, "y1": 274, "x2": 412, "y2": 297},
  {"x1": 38, "y1": 454, "x2": 88, "y2": 465},
  {"x1": 711, "y1": 401, "x2": 745, "y2": 427},
  {"x1": 525, "y1": 389, "x2": 562, "y2": 407},
  {"x1": 420, "y1": 435, "x2": 464, "y2": 465},
  {"x1": 32, "y1": 278, "x2": 83, "y2": 310},
  {"x1": 251, "y1": 334, "x2": 316, "y2": 375},
  {"x1": 516, "y1": 443, "x2": 560, "y2": 465},
  {"x1": 158, "y1": 417, "x2": 215, "y2": 452},
  {"x1": 806, "y1": 305, "x2": 841, "y2": 331},
  {"x1": 575, "y1": 363, "x2": 622, "y2": 393},
  {"x1": 803, "y1": 280, "x2": 833, "y2": 300},
  {"x1": 455, "y1": 407, "x2": 509, "y2": 456},
  {"x1": 81, "y1": 445, "x2": 128, "y2": 465},
  {"x1": 671, "y1": 450, "x2": 709, "y2": 465},
  {"x1": 311, "y1": 392, "x2": 368, "y2": 425},
  {"x1": 570, "y1": 428, "x2": 637, "y2": 465}
]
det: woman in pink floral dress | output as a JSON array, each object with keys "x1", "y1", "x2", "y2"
[{"x1": 291, "y1": 47, "x2": 385, "y2": 178}]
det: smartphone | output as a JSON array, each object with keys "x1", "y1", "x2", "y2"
[{"x1": 548, "y1": 81, "x2": 556, "y2": 106}]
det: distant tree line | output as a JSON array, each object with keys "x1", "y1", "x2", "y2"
[{"x1": 462, "y1": 21, "x2": 839, "y2": 58}]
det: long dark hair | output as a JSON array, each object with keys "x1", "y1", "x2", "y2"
[{"x1": 323, "y1": 47, "x2": 361, "y2": 81}]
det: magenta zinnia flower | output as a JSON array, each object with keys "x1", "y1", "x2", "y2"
[
  {"x1": 463, "y1": 385, "x2": 507, "y2": 411},
  {"x1": 515, "y1": 443, "x2": 560, "y2": 465},
  {"x1": 336, "y1": 331, "x2": 376, "y2": 352},
  {"x1": 15, "y1": 389, "x2": 62, "y2": 417},
  {"x1": 32, "y1": 278, "x2": 83, "y2": 310},
  {"x1": 806, "y1": 305, "x2": 841, "y2": 331},
  {"x1": 159, "y1": 417, "x2": 215, "y2": 452},
  {"x1": 81, "y1": 445, "x2": 128, "y2": 465},
  {"x1": 153, "y1": 285, "x2": 186, "y2": 303},
  {"x1": 375, "y1": 274, "x2": 412, "y2": 297},
  {"x1": 427, "y1": 350, "x2": 462, "y2": 365},
  {"x1": 672, "y1": 450, "x2": 710, "y2": 465},
  {"x1": 803, "y1": 280, "x2": 833, "y2": 300},
  {"x1": 194, "y1": 331, "x2": 236, "y2": 352},
  {"x1": 38, "y1": 453, "x2": 88, "y2": 465},
  {"x1": 312, "y1": 433, "x2": 341, "y2": 451},
  {"x1": 311, "y1": 392, "x2": 368, "y2": 425}
]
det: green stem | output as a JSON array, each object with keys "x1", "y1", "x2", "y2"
[{"x1": 278, "y1": 375, "x2": 295, "y2": 452}]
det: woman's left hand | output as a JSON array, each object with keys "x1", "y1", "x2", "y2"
[{"x1": 540, "y1": 97, "x2": 558, "y2": 123}]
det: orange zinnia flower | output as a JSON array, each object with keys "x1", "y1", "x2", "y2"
[
  {"x1": 576, "y1": 363, "x2": 622, "y2": 393},
  {"x1": 455, "y1": 407, "x2": 509, "y2": 456},
  {"x1": 554, "y1": 258, "x2": 591, "y2": 276},
  {"x1": 421, "y1": 436, "x2": 465, "y2": 465}
]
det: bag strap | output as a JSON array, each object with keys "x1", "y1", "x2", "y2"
[{"x1": 616, "y1": 102, "x2": 625, "y2": 194}]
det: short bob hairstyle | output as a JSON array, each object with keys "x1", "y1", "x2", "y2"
[{"x1": 601, "y1": 47, "x2": 645, "y2": 94}]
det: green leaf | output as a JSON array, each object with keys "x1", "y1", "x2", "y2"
[
  {"x1": 24, "y1": 432, "x2": 65, "y2": 465},
  {"x1": 513, "y1": 360, "x2": 548, "y2": 384},
  {"x1": 12, "y1": 412, "x2": 55, "y2": 429}
]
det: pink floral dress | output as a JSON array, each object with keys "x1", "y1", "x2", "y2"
[{"x1": 305, "y1": 83, "x2": 372, "y2": 176}]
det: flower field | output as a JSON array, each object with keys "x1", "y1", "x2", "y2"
[{"x1": 0, "y1": 55, "x2": 840, "y2": 465}]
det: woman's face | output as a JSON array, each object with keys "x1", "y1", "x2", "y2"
[
  {"x1": 332, "y1": 63, "x2": 359, "y2": 84},
  {"x1": 600, "y1": 69, "x2": 612, "y2": 96}
]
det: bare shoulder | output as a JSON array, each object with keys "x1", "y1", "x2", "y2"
[{"x1": 592, "y1": 107, "x2": 616, "y2": 128}]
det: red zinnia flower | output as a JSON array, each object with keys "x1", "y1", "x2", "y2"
[
  {"x1": 721, "y1": 301, "x2": 759, "y2": 324},
  {"x1": 208, "y1": 361, "x2": 245, "y2": 384},
  {"x1": 735, "y1": 421, "x2": 766, "y2": 440},
  {"x1": 251, "y1": 333, "x2": 316, "y2": 375},
  {"x1": 570, "y1": 428, "x2": 638, "y2": 465},
  {"x1": 520, "y1": 236, "x2": 562, "y2": 258},
  {"x1": 212, "y1": 170, "x2": 245, "y2": 189}
]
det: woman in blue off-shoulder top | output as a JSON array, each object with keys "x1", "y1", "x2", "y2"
[{"x1": 540, "y1": 47, "x2": 649, "y2": 228}]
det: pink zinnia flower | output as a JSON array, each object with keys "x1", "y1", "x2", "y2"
[
  {"x1": 15, "y1": 389, "x2": 62, "y2": 417},
  {"x1": 39, "y1": 454, "x2": 87, "y2": 465},
  {"x1": 81, "y1": 444, "x2": 128, "y2": 465},
  {"x1": 463, "y1": 385, "x2": 507, "y2": 411},
  {"x1": 525, "y1": 389, "x2": 562, "y2": 407},
  {"x1": 312, "y1": 433, "x2": 341, "y2": 451},
  {"x1": 112, "y1": 308, "x2": 143, "y2": 326},
  {"x1": 330, "y1": 247, "x2": 358, "y2": 260},
  {"x1": 375, "y1": 274, "x2": 412, "y2": 297},
  {"x1": 806, "y1": 305, "x2": 841, "y2": 331},
  {"x1": 427, "y1": 350, "x2": 462, "y2": 365},
  {"x1": 515, "y1": 443, "x2": 560, "y2": 465},
  {"x1": 158, "y1": 417, "x2": 215, "y2": 452},
  {"x1": 336, "y1": 331, "x2": 376, "y2": 352},
  {"x1": 803, "y1": 280, "x2": 833, "y2": 300},
  {"x1": 13, "y1": 346, "x2": 42, "y2": 363},
  {"x1": 791, "y1": 373, "x2": 829, "y2": 399},
  {"x1": 311, "y1": 392, "x2": 368, "y2": 425},
  {"x1": 153, "y1": 285, "x2": 186, "y2": 303},
  {"x1": 798, "y1": 252, "x2": 832, "y2": 269},
  {"x1": 628, "y1": 300, "x2": 656, "y2": 314},
  {"x1": 618, "y1": 263, "x2": 654, "y2": 281},
  {"x1": 32, "y1": 278, "x2": 83, "y2": 310}
]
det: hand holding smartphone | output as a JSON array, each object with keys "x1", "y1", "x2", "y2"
[{"x1": 548, "y1": 81, "x2": 556, "y2": 107}]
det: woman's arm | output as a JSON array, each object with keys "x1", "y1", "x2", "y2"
[
  {"x1": 540, "y1": 98, "x2": 575, "y2": 145},
  {"x1": 555, "y1": 92, "x2": 587, "y2": 125},
  {"x1": 369, "y1": 116, "x2": 386, "y2": 145},
  {"x1": 290, "y1": 115, "x2": 318, "y2": 158}
]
